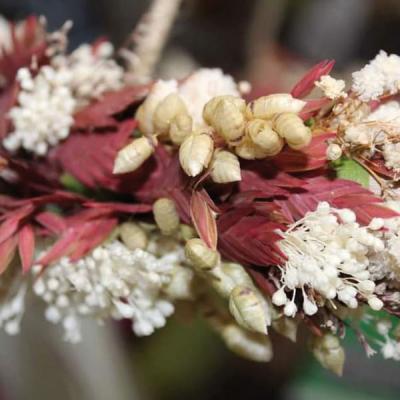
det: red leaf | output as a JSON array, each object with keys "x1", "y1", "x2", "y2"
[
  {"x1": 35, "y1": 212, "x2": 67, "y2": 234},
  {"x1": 0, "y1": 204, "x2": 34, "y2": 245},
  {"x1": 273, "y1": 133, "x2": 335, "y2": 172},
  {"x1": 0, "y1": 235, "x2": 18, "y2": 274},
  {"x1": 190, "y1": 190, "x2": 218, "y2": 249},
  {"x1": 291, "y1": 59, "x2": 335, "y2": 98},
  {"x1": 18, "y1": 224, "x2": 35, "y2": 273},
  {"x1": 83, "y1": 201, "x2": 152, "y2": 214},
  {"x1": 299, "y1": 98, "x2": 332, "y2": 120},
  {"x1": 73, "y1": 86, "x2": 149, "y2": 129}
]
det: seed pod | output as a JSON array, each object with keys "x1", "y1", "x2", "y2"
[
  {"x1": 326, "y1": 143, "x2": 342, "y2": 161},
  {"x1": 246, "y1": 93, "x2": 305, "y2": 120},
  {"x1": 204, "y1": 96, "x2": 246, "y2": 144},
  {"x1": 169, "y1": 113, "x2": 193, "y2": 145},
  {"x1": 246, "y1": 119, "x2": 284, "y2": 156},
  {"x1": 229, "y1": 285, "x2": 269, "y2": 334},
  {"x1": 179, "y1": 131, "x2": 214, "y2": 176},
  {"x1": 222, "y1": 323, "x2": 273, "y2": 362},
  {"x1": 272, "y1": 316, "x2": 298, "y2": 342},
  {"x1": 119, "y1": 222, "x2": 148, "y2": 250},
  {"x1": 179, "y1": 224, "x2": 197, "y2": 241},
  {"x1": 113, "y1": 136, "x2": 155, "y2": 174},
  {"x1": 203, "y1": 95, "x2": 246, "y2": 124},
  {"x1": 312, "y1": 333, "x2": 345, "y2": 376},
  {"x1": 210, "y1": 150, "x2": 241, "y2": 183},
  {"x1": 185, "y1": 238, "x2": 219, "y2": 271},
  {"x1": 153, "y1": 198, "x2": 180, "y2": 235},
  {"x1": 164, "y1": 265, "x2": 195, "y2": 300},
  {"x1": 273, "y1": 112, "x2": 312, "y2": 150},
  {"x1": 153, "y1": 93, "x2": 188, "y2": 134},
  {"x1": 234, "y1": 136, "x2": 270, "y2": 160}
]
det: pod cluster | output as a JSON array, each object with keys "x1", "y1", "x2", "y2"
[{"x1": 113, "y1": 92, "x2": 311, "y2": 182}]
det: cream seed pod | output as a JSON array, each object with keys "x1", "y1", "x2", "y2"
[
  {"x1": 153, "y1": 93, "x2": 189, "y2": 134},
  {"x1": 222, "y1": 323, "x2": 273, "y2": 362},
  {"x1": 204, "y1": 96, "x2": 246, "y2": 144},
  {"x1": 203, "y1": 95, "x2": 246, "y2": 124},
  {"x1": 119, "y1": 222, "x2": 148, "y2": 250},
  {"x1": 312, "y1": 333, "x2": 345, "y2": 376},
  {"x1": 169, "y1": 113, "x2": 193, "y2": 145},
  {"x1": 246, "y1": 119, "x2": 284, "y2": 156},
  {"x1": 273, "y1": 112, "x2": 312, "y2": 150},
  {"x1": 246, "y1": 93, "x2": 305, "y2": 120},
  {"x1": 210, "y1": 150, "x2": 241, "y2": 183},
  {"x1": 272, "y1": 316, "x2": 298, "y2": 342},
  {"x1": 234, "y1": 136, "x2": 270, "y2": 160},
  {"x1": 153, "y1": 197, "x2": 180, "y2": 235},
  {"x1": 113, "y1": 136, "x2": 155, "y2": 174},
  {"x1": 179, "y1": 224, "x2": 197, "y2": 241},
  {"x1": 185, "y1": 238, "x2": 219, "y2": 271},
  {"x1": 229, "y1": 285, "x2": 269, "y2": 334},
  {"x1": 179, "y1": 131, "x2": 214, "y2": 177},
  {"x1": 326, "y1": 143, "x2": 343, "y2": 161}
]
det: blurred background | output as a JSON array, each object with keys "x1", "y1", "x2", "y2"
[{"x1": 1, "y1": 0, "x2": 400, "y2": 399}]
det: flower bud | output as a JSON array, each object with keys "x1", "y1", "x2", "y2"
[
  {"x1": 222, "y1": 323, "x2": 273, "y2": 362},
  {"x1": 113, "y1": 136, "x2": 155, "y2": 174},
  {"x1": 169, "y1": 113, "x2": 193, "y2": 145},
  {"x1": 312, "y1": 333, "x2": 345, "y2": 376},
  {"x1": 229, "y1": 285, "x2": 269, "y2": 334},
  {"x1": 153, "y1": 198, "x2": 180, "y2": 235},
  {"x1": 210, "y1": 150, "x2": 241, "y2": 183},
  {"x1": 326, "y1": 143, "x2": 342, "y2": 161},
  {"x1": 185, "y1": 238, "x2": 219, "y2": 271},
  {"x1": 246, "y1": 119, "x2": 284, "y2": 156},
  {"x1": 119, "y1": 222, "x2": 148, "y2": 250},
  {"x1": 179, "y1": 131, "x2": 214, "y2": 176},
  {"x1": 273, "y1": 112, "x2": 312, "y2": 150}
]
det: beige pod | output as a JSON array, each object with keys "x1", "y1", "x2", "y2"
[
  {"x1": 113, "y1": 136, "x2": 155, "y2": 174},
  {"x1": 210, "y1": 150, "x2": 241, "y2": 184},
  {"x1": 203, "y1": 95, "x2": 246, "y2": 124},
  {"x1": 273, "y1": 112, "x2": 312, "y2": 150},
  {"x1": 153, "y1": 197, "x2": 180, "y2": 235},
  {"x1": 169, "y1": 113, "x2": 193, "y2": 145},
  {"x1": 153, "y1": 93, "x2": 189, "y2": 134},
  {"x1": 246, "y1": 93, "x2": 305, "y2": 120},
  {"x1": 229, "y1": 285, "x2": 269, "y2": 334},
  {"x1": 203, "y1": 96, "x2": 246, "y2": 144},
  {"x1": 246, "y1": 119, "x2": 284, "y2": 156},
  {"x1": 312, "y1": 333, "x2": 345, "y2": 376},
  {"x1": 119, "y1": 222, "x2": 148, "y2": 250},
  {"x1": 221, "y1": 323, "x2": 273, "y2": 362},
  {"x1": 179, "y1": 131, "x2": 214, "y2": 177},
  {"x1": 234, "y1": 136, "x2": 270, "y2": 160},
  {"x1": 184, "y1": 238, "x2": 219, "y2": 271},
  {"x1": 272, "y1": 315, "x2": 298, "y2": 342}
]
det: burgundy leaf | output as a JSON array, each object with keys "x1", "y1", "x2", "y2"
[
  {"x1": 291, "y1": 59, "x2": 335, "y2": 98},
  {"x1": 0, "y1": 204, "x2": 34, "y2": 245},
  {"x1": 18, "y1": 224, "x2": 35, "y2": 273},
  {"x1": 35, "y1": 212, "x2": 67, "y2": 235},
  {"x1": 190, "y1": 190, "x2": 218, "y2": 250}
]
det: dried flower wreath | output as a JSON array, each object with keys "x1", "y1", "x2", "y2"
[{"x1": 1, "y1": 2, "x2": 400, "y2": 377}]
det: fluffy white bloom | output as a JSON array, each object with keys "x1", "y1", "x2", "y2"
[
  {"x1": 4, "y1": 66, "x2": 76, "y2": 155},
  {"x1": 315, "y1": 75, "x2": 347, "y2": 100},
  {"x1": 272, "y1": 202, "x2": 384, "y2": 317},
  {"x1": 352, "y1": 51, "x2": 400, "y2": 101},
  {"x1": 179, "y1": 68, "x2": 240, "y2": 126},
  {"x1": 383, "y1": 142, "x2": 400, "y2": 172},
  {"x1": 4, "y1": 42, "x2": 123, "y2": 155},
  {"x1": 366, "y1": 100, "x2": 400, "y2": 124},
  {"x1": 0, "y1": 278, "x2": 27, "y2": 335},
  {"x1": 376, "y1": 319, "x2": 400, "y2": 361},
  {"x1": 33, "y1": 240, "x2": 186, "y2": 342}
]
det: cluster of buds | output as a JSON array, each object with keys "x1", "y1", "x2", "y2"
[{"x1": 113, "y1": 91, "x2": 311, "y2": 181}]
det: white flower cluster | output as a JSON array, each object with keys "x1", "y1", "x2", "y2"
[
  {"x1": 352, "y1": 51, "x2": 400, "y2": 101},
  {"x1": 377, "y1": 319, "x2": 400, "y2": 361},
  {"x1": 315, "y1": 75, "x2": 347, "y2": 100},
  {"x1": 4, "y1": 42, "x2": 124, "y2": 155},
  {"x1": 32, "y1": 240, "x2": 185, "y2": 342},
  {"x1": 138, "y1": 68, "x2": 240, "y2": 134},
  {"x1": 272, "y1": 202, "x2": 384, "y2": 317},
  {"x1": 4, "y1": 67, "x2": 76, "y2": 155}
]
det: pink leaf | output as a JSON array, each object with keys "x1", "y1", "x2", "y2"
[
  {"x1": 291, "y1": 59, "x2": 335, "y2": 98},
  {"x1": 35, "y1": 212, "x2": 67, "y2": 234},
  {"x1": 190, "y1": 190, "x2": 218, "y2": 250},
  {"x1": 18, "y1": 224, "x2": 35, "y2": 273},
  {"x1": 0, "y1": 235, "x2": 18, "y2": 274}
]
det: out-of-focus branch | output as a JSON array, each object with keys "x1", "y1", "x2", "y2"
[{"x1": 121, "y1": 0, "x2": 183, "y2": 84}]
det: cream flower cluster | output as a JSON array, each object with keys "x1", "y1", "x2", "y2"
[
  {"x1": 352, "y1": 51, "x2": 400, "y2": 101},
  {"x1": 4, "y1": 42, "x2": 123, "y2": 155},
  {"x1": 315, "y1": 75, "x2": 347, "y2": 100},
  {"x1": 137, "y1": 68, "x2": 240, "y2": 134},
  {"x1": 272, "y1": 202, "x2": 384, "y2": 317},
  {"x1": 32, "y1": 240, "x2": 185, "y2": 342}
]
